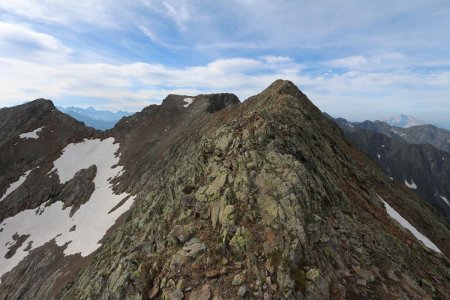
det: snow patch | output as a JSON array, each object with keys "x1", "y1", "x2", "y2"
[
  {"x1": 183, "y1": 97, "x2": 194, "y2": 108},
  {"x1": 377, "y1": 153, "x2": 381, "y2": 160},
  {"x1": 0, "y1": 170, "x2": 32, "y2": 202},
  {"x1": 0, "y1": 138, "x2": 135, "y2": 280},
  {"x1": 51, "y1": 138, "x2": 118, "y2": 183},
  {"x1": 404, "y1": 179, "x2": 417, "y2": 189},
  {"x1": 19, "y1": 127, "x2": 44, "y2": 139},
  {"x1": 439, "y1": 195, "x2": 449, "y2": 207},
  {"x1": 379, "y1": 196, "x2": 441, "y2": 253},
  {"x1": 389, "y1": 128, "x2": 406, "y2": 137}
]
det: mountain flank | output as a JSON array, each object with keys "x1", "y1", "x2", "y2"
[{"x1": 333, "y1": 117, "x2": 450, "y2": 224}]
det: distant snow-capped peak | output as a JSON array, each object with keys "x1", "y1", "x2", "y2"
[{"x1": 381, "y1": 114, "x2": 426, "y2": 128}]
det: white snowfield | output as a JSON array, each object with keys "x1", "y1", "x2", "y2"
[
  {"x1": 379, "y1": 196, "x2": 441, "y2": 253},
  {"x1": 404, "y1": 179, "x2": 417, "y2": 189},
  {"x1": 0, "y1": 138, "x2": 135, "y2": 280},
  {"x1": 19, "y1": 127, "x2": 44, "y2": 139},
  {"x1": 0, "y1": 170, "x2": 32, "y2": 202},
  {"x1": 183, "y1": 97, "x2": 194, "y2": 108}
]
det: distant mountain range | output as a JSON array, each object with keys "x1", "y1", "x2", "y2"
[{"x1": 57, "y1": 106, "x2": 132, "y2": 130}]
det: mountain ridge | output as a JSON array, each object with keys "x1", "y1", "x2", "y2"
[
  {"x1": 340, "y1": 118, "x2": 450, "y2": 153},
  {"x1": 0, "y1": 80, "x2": 449, "y2": 299},
  {"x1": 61, "y1": 80, "x2": 450, "y2": 299}
]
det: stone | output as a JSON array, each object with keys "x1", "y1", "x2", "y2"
[
  {"x1": 356, "y1": 279, "x2": 367, "y2": 286},
  {"x1": 182, "y1": 238, "x2": 207, "y2": 257},
  {"x1": 232, "y1": 273, "x2": 245, "y2": 286},
  {"x1": 170, "y1": 238, "x2": 207, "y2": 269},
  {"x1": 264, "y1": 259, "x2": 274, "y2": 274},
  {"x1": 354, "y1": 268, "x2": 375, "y2": 283},
  {"x1": 263, "y1": 292, "x2": 272, "y2": 300},
  {"x1": 189, "y1": 284, "x2": 212, "y2": 300},
  {"x1": 170, "y1": 251, "x2": 191, "y2": 270},
  {"x1": 320, "y1": 236, "x2": 330, "y2": 243},
  {"x1": 206, "y1": 270, "x2": 221, "y2": 279},
  {"x1": 386, "y1": 269, "x2": 400, "y2": 282},
  {"x1": 149, "y1": 285, "x2": 159, "y2": 299},
  {"x1": 238, "y1": 285, "x2": 248, "y2": 297},
  {"x1": 306, "y1": 269, "x2": 320, "y2": 282},
  {"x1": 198, "y1": 173, "x2": 228, "y2": 202},
  {"x1": 173, "y1": 225, "x2": 195, "y2": 243},
  {"x1": 177, "y1": 279, "x2": 187, "y2": 292},
  {"x1": 168, "y1": 289, "x2": 184, "y2": 300}
]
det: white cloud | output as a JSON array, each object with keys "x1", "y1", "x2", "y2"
[
  {"x1": 162, "y1": 0, "x2": 191, "y2": 31},
  {"x1": 0, "y1": 22, "x2": 72, "y2": 62},
  {"x1": 2, "y1": 1, "x2": 450, "y2": 54},
  {"x1": 326, "y1": 53, "x2": 413, "y2": 71},
  {"x1": 139, "y1": 26, "x2": 178, "y2": 49},
  {"x1": 1, "y1": 48, "x2": 450, "y2": 118},
  {"x1": 0, "y1": 0, "x2": 122, "y2": 28}
]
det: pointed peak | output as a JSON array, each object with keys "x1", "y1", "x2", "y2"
[{"x1": 262, "y1": 79, "x2": 304, "y2": 98}]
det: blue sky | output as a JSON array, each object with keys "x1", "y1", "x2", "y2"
[{"x1": 0, "y1": 0, "x2": 449, "y2": 127}]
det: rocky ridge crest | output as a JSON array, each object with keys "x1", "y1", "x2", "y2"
[{"x1": 56, "y1": 80, "x2": 450, "y2": 299}]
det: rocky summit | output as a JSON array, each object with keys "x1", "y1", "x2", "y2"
[{"x1": 0, "y1": 80, "x2": 449, "y2": 299}]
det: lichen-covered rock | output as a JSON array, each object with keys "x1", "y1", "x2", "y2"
[
  {"x1": 229, "y1": 227, "x2": 253, "y2": 254},
  {"x1": 221, "y1": 204, "x2": 236, "y2": 225},
  {"x1": 305, "y1": 268, "x2": 320, "y2": 281}
]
